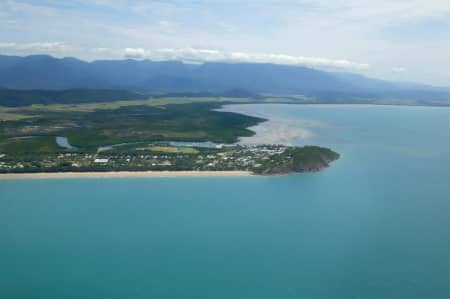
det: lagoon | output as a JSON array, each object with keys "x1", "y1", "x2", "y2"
[
  {"x1": 2, "y1": 104, "x2": 450, "y2": 298},
  {"x1": 55, "y1": 136, "x2": 76, "y2": 150}
]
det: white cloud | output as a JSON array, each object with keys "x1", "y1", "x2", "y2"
[
  {"x1": 391, "y1": 66, "x2": 406, "y2": 73},
  {"x1": 123, "y1": 47, "x2": 146, "y2": 58},
  {"x1": 0, "y1": 42, "x2": 71, "y2": 53},
  {"x1": 122, "y1": 47, "x2": 370, "y2": 70}
]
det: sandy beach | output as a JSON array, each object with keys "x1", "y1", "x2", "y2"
[{"x1": 0, "y1": 171, "x2": 252, "y2": 179}]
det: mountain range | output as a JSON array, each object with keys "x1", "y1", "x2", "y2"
[{"x1": 0, "y1": 54, "x2": 449, "y2": 103}]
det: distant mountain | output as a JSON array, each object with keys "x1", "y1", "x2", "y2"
[
  {"x1": 0, "y1": 55, "x2": 108, "y2": 90},
  {"x1": 0, "y1": 54, "x2": 449, "y2": 102},
  {"x1": 330, "y1": 72, "x2": 399, "y2": 91},
  {"x1": 0, "y1": 55, "x2": 23, "y2": 69}
]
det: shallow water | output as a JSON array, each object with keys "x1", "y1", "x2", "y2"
[
  {"x1": 2, "y1": 104, "x2": 450, "y2": 299},
  {"x1": 56, "y1": 136, "x2": 76, "y2": 149}
]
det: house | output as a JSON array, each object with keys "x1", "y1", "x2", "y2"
[{"x1": 94, "y1": 158, "x2": 109, "y2": 163}]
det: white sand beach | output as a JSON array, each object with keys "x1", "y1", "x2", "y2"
[{"x1": 0, "y1": 171, "x2": 252, "y2": 179}]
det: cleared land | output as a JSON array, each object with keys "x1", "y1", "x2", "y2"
[
  {"x1": 143, "y1": 145, "x2": 199, "y2": 154},
  {"x1": 0, "y1": 97, "x2": 255, "y2": 113}
]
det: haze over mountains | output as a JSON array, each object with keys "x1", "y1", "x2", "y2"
[{"x1": 0, "y1": 54, "x2": 449, "y2": 103}]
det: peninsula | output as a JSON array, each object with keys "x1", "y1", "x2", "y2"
[
  {"x1": 0, "y1": 143, "x2": 339, "y2": 176},
  {"x1": 0, "y1": 98, "x2": 339, "y2": 176}
]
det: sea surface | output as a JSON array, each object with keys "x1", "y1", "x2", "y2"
[{"x1": 2, "y1": 104, "x2": 450, "y2": 299}]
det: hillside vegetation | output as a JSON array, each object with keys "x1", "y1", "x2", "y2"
[{"x1": 1, "y1": 55, "x2": 449, "y2": 104}]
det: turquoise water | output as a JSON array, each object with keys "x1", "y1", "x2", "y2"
[{"x1": 2, "y1": 104, "x2": 450, "y2": 299}]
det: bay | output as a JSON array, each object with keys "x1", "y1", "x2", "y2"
[{"x1": 2, "y1": 104, "x2": 450, "y2": 299}]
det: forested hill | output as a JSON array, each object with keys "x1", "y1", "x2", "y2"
[{"x1": 0, "y1": 55, "x2": 343, "y2": 93}]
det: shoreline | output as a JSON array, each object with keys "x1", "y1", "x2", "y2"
[{"x1": 0, "y1": 170, "x2": 253, "y2": 179}]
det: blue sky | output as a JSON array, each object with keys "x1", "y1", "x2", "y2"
[{"x1": 1, "y1": 0, "x2": 450, "y2": 86}]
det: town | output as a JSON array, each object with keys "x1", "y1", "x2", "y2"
[{"x1": 0, "y1": 142, "x2": 339, "y2": 175}]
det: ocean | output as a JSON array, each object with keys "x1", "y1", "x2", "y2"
[{"x1": 2, "y1": 104, "x2": 450, "y2": 299}]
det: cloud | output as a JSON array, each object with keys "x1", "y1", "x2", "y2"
[
  {"x1": 122, "y1": 47, "x2": 370, "y2": 70},
  {"x1": 391, "y1": 66, "x2": 406, "y2": 73},
  {"x1": 123, "y1": 47, "x2": 146, "y2": 59},
  {"x1": 0, "y1": 42, "x2": 71, "y2": 53}
]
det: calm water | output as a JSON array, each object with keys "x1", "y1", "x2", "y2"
[
  {"x1": 56, "y1": 136, "x2": 76, "y2": 150},
  {"x1": 2, "y1": 104, "x2": 450, "y2": 299}
]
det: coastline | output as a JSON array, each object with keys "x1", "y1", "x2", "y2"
[{"x1": 0, "y1": 170, "x2": 253, "y2": 179}]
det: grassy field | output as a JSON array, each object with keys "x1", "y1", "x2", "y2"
[
  {"x1": 142, "y1": 145, "x2": 199, "y2": 154},
  {"x1": 0, "y1": 97, "x2": 256, "y2": 114},
  {"x1": 0, "y1": 112, "x2": 39, "y2": 121}
]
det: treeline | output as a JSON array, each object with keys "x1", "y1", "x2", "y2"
[
  {"x1": 0, "y1": 88, "x2": 147, "y2": 107},
  {"x1": 151, "y1": 89, "x2": 261, "y2": 99}
]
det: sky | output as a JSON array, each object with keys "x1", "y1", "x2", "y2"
[{"x1": 0, "y1": 0, "x2": 449, "y2": 86}]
